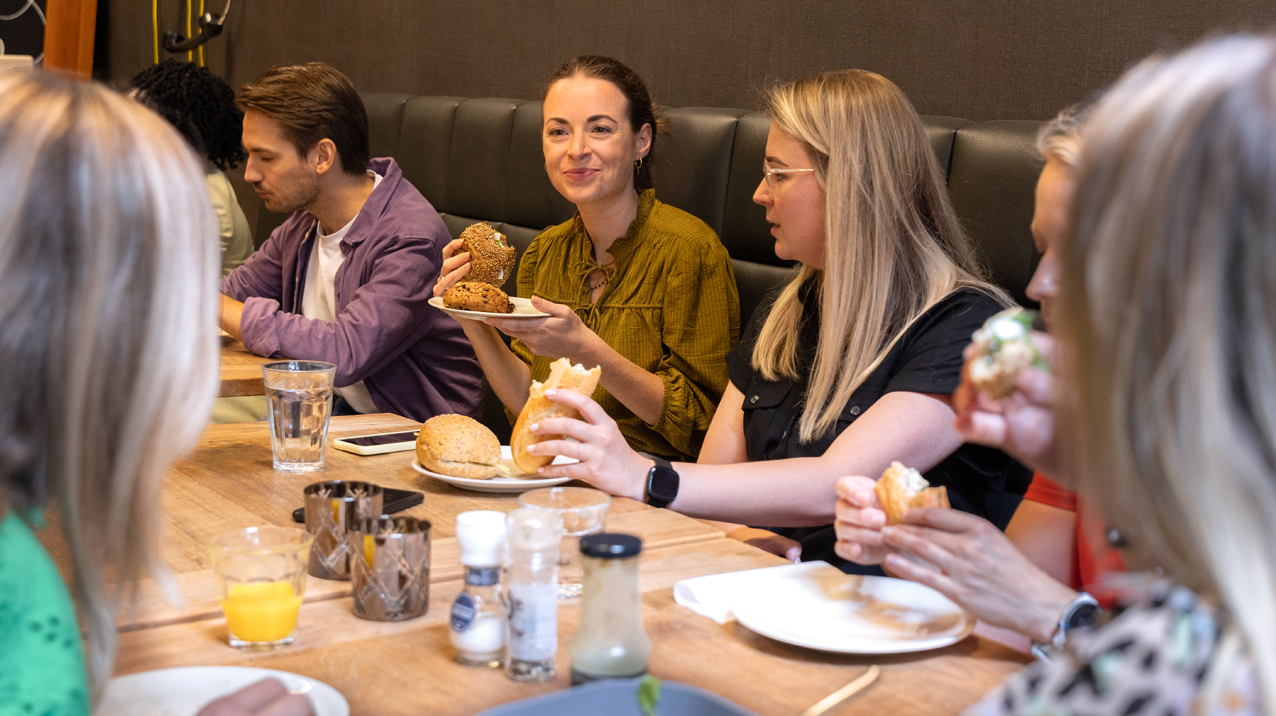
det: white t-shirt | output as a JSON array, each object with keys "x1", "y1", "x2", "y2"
[{"x1": 300, "y1": 172, "x2": 382, "y2": 414}]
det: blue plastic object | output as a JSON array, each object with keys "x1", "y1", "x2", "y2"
[{"x1": 474, "y1": 678, "x2": 761, "y2": 716}]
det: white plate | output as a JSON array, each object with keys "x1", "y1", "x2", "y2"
[
  {"x1": 731, "y1": 568, "x2": 973, "y2": 654},
  {"x1": 99, "y1": 666, "x2": 348, "y2": 716},
  {"x1": 412, "y1": 446, "x2": 574, "y2": 493},
  {"x1": 429, "y1": 295, "x2": 550, "y2": 321}
]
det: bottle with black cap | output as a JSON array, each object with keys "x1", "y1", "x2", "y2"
[{"x1": 569, "y1": 533, "x2": 652, "y2": 685}]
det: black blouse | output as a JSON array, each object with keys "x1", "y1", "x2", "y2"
[{"x1": 726, "y1": 283, "x2": 1033, "y2": 573}]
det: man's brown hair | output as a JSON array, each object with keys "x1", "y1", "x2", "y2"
[{"x1": 237, "y1": 62, "x2": 370, "y2": 175}]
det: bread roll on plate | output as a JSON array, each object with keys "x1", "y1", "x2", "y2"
[
  {"x1": 873, "y1": 461, "x2": 949, "y2": 525},
  {"x1": 416, "y1": 414, "x2": 502, "y2": 480},
  {"x1": 511, "y1": 358, "x2": 601, "y2": 475}
]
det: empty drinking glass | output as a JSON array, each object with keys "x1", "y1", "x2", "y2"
[{"x1": 518, "y1": 487, "x2": 611, "y2": 599}]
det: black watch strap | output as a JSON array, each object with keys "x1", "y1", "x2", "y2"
[{"x1": 645, "y1": 456, "x2": 680, "y2": 509}]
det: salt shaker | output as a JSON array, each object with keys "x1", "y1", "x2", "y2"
[
  {"x1": 504, "y1": 506, "x2": 561, "y2": 683},
  {"x1": 569, "y1": 533, "x2": 651, "y2": 684},
  {"x1": 449, "y1": 511, "x2": 507, "y2": 667}
]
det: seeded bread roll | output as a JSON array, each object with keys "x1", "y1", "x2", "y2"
[
  {"x1": 416, "y1": 414, "x2": 502, "y2": 480},
  {"x1": 460, "y1": 221, "x2": 516, "y2": 287},
  {"x1": 443, "y1": 282, "x2": 514, "y2": 314},
  {"x1": 873, "y1": 461, "x2": 950, "y2": 525},
  {"x1": 511, "y1": 358, "x2": 602, "y2": 475}
]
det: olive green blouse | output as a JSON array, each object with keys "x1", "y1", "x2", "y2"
[{"x1": 512, "y1": 190, "x2": 740, "y2": 459}]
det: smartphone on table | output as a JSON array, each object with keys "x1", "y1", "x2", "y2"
[
  {"x1": 292, "y1": 487, "x2": 423, "y2": 523},
  {"x1": 331, "y1": 429, "x2": 419, "y2": 456}
]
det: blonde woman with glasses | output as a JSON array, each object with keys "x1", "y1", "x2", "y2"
[
  {"x1": 965, "y1": 34, "x2": 1276, "y2": 715},
  {"x1": 524, "y1": 69, "x2": 1028, "y2": 571},
  {"x1": 0, "y1": 72, "x2": 309, "y2": 715}
]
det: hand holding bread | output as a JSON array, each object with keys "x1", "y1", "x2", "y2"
[
  {"x1": 872, "y1": 461, "x2": 950, "y2": 525},
  {"x1": 434, "y1": 221, "x2": 517, "y2": 309},
  {"x1": 511, "y1": 358, "x2": 601, "y2": 474}
]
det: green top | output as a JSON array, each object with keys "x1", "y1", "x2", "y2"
[
  {"x1": 0, "y1": 510, "x2": 90, "y2": 716},
  {"x1": 513, "y1": 190, "x2": 740, "y2": 460}
]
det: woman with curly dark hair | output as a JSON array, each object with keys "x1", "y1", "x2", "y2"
[{"x1": 130, "y1": 59, "x2": 254, "y2": 275}]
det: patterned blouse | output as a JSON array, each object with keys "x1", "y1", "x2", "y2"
[
  {"x1": 0, "y1": 511, "x2": 89, "y2": 716},
  {"x1": 512, "y1": 189, "x2": 740, "y2": 460},
  {"x1": 967, "y1": 580, "x2": 1260, "y2": 716}
]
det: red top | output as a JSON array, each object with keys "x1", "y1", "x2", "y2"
[{"x1": 1023, "y1": 473, "x2": 1125, "y2": 596}]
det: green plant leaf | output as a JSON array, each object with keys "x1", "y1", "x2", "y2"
[{"x1": 638, "y1": 675, "x2": 662, "y2": 716}]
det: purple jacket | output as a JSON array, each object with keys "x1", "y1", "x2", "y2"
[{"x1": 221, "y1": 158, "x2": 481, "y2": 422}]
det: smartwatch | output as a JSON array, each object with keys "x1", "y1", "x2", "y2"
[
  {"x1": 645, "y1": 456, "x2": 680, "y2": 509},
  {"x1": 1031, "y1": 591, "x2": 1102, "y2": 661}
]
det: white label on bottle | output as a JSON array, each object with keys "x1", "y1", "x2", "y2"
[{"x1": 507, "y1": 582, "x2": 558, "y2": 660}]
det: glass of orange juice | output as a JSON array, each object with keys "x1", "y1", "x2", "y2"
[{"x1": 208, "y1": 526, "x2": 314, "y2": 650}]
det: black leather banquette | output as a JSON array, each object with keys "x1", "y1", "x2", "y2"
[{"x1": 247, "y1": 95, "x2": 1045, "y2": 441}]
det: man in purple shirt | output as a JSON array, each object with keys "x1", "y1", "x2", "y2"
[{"x1": 217, "y1": 62, "x2": 480, "y2": 421}]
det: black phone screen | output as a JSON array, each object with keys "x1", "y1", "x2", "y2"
[{"x1": 340, "y1": 430, "x2": 420, "y2": 447}]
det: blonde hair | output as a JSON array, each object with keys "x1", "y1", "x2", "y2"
[
  {"x1": 1036, "y1": 104, "x2": 1089, "y2": 169},
  {"x1": 753, "y1": 69, "x2": 1008, "y2": 442},
  {"x1": 1060, "y1": 34, "x2": 1276, "y2": 714},
  {"x1": 0, "y1": 72, "x2": 219, "y2": 693}
]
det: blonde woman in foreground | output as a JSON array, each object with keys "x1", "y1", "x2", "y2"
[
  {"x1": 0, "y1": 72, "x2": 308, "y2": 715},
  {"x1": 524, "y1": 69, "x2": 1029, "y2": 571},
  {"x1": 965, "y1": 34, "x2": 1276, "y2": 715}
]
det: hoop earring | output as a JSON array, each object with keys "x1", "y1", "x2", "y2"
[{"x1": 635, "y1": 157, "x2": 643, "y2": 170}]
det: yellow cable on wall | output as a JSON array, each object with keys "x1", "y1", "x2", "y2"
[
  {"x1": 186, "y1": 0, "x2": 192, "y2": 62},
  {"x1": 152, "y1": 0, "x2": 158, "y2": 63},
  {"x1": 198, "y1": 0, "x2": 204, "y2": 66}
]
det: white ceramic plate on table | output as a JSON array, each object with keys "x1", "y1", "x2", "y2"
[
  {"x1": 412, "y1": 446, "x2": 575, "y2": 493},
  {"x1": 731, "y1": 568, "x2": 973, "y2": 654},
  {"x1": 99, "y1": 665, "x2": 348, "y2": 716},
  {"x1": 428, "y1": 296, "x2": 550, "y2": 321}
]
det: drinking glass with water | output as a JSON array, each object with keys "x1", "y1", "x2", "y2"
[{"x1": 263, "y1": 361, "x2": 336, "y2": 473}]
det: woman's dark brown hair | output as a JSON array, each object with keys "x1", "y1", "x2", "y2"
[
  {"x1": 236, "y1": 62, "x2": 370, "y2": 176},
  {"x1": 545, "y1": 55, "x2": 670, "y2": 192}
]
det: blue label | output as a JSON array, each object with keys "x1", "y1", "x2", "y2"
[
  {"x1": 450, "y1": 592, "x2": 477, "y2": 632},
  {"x1": 465, "y1": 566, "x2": 501, "y2": 586}
]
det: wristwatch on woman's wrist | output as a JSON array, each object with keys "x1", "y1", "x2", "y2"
[
  {"x1": 644, "y1": 456, "x2": 680, "y2": 509},
  {"x1": 1031, "y1": 591, "x2": 1102, "y2": 661}
]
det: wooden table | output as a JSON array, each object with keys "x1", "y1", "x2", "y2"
[
  {"x1": 58, "y1": 415, "x2": 1030, "y2": 715},
  {"x1": 219, "y1": 340, "x2": 275, "y2": 397}
]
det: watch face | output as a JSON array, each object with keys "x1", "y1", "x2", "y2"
[
  {"x1": 648, "y1": 464, "x2": 679, "y2": 504},
  {"x1": 1066, "y1": 602, "x2": 1101, "y2": 630}
]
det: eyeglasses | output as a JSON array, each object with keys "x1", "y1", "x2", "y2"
[{"x1": 762, "y1": 163, "x2": 816, "y2": 192}]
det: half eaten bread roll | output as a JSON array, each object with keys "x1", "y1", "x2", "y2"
[
  {"x1": 968, "y1": 308, "x2": 1044, "y2": 400},
  {"x1": 873, "y1": 461, "x2": 950, "y2": 525},
  {"x1": 511, "y1": 358, "x2": 601, "y2": 475},
  {"x1": 416, "y1": 414, "x2": 502, "y2": 480}
]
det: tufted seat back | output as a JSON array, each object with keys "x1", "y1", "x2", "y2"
[{"x1": 247, "y1": 94, "x2": 1044, "y2": 439}]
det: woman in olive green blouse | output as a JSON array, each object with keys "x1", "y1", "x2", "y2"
[{"x1": 435, "y1": 56, "x2": 739, "y2": 460}]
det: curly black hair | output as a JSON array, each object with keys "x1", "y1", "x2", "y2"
[{"x1": 130, "y1": 59, "x2": 247, "y2": 171}]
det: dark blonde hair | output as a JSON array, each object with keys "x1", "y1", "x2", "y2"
[
  {"x1": 0, "y1": 71, "x2": 218, "y2": 694},
  {"x1": 1060, "y1": 34, "x2": 1276, "y2": 713},
  {"x1": 237, "y1": 62, "x2": 370, "y2": 175},
  {"x1": 753, "y1": 69, "x2": 1007, "y2": 442}
]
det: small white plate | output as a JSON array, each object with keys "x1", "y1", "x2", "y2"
[
  {"x1": 429, "y1": 295, "x2": 550, "y2": 321},
  {"x1": 412, "y1": 446, "x2": 574, "y2": 493},
  {"x1": 99, "y1": 665, "x2": 348, "y2": 716},
  {"x1": 731, "y1": 567, "x2": 973, "y2": 654}
]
